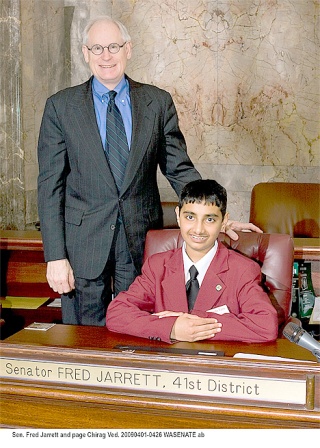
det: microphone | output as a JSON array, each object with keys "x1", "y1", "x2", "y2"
[{"x1": 283, "y1": 322, "x2": 320, "y2": 362}]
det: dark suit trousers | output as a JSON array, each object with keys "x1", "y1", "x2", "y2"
[{"x1": 61, "y1": 221, "x2": 138, "y2": 326}]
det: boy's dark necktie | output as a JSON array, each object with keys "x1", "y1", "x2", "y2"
[
  {"x1": 186, "y1": 265, "x2": 199, "y2": 311},
  {"x1": 105, "y1": 90, "x2": 130, "y2": 191}
]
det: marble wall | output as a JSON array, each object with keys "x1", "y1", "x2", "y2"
[
  {"x1": 0, "y1": 0, "x2": 24, "y2": 229},
  {"x1": 1, "y1": 0, "x2": 319, "y2": 229}
]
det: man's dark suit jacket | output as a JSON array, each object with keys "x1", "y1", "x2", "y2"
[{"x1": 37, "y1": 76, "x2": 201, "y2": 279}]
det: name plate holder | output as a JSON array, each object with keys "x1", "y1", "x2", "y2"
[{"x1": 0, "y1": 343, "x2": 318, "y2": 411}]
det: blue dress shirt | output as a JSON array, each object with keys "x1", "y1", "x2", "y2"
[{"x1": 92, "y1": 76, "x2": 132, "y2": 150}]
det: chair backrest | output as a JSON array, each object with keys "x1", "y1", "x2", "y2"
[
  {"x1": 161, "y1": 202, "x2": 179, "y2": 228},
  {"x1": 249, "y1": 182, "x2": 320, "y2": 237},
  {"x1": 144, "y1": 229, "x2": 295, "y2": 331}
]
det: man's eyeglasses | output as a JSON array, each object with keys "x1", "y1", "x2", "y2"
[{"x1": 85, "y1": 42, "x2": 127, "y2": 55}]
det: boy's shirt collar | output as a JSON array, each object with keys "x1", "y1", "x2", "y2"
[{"x1": 182, "y1": 240, "x2": 218, "y2": 286}]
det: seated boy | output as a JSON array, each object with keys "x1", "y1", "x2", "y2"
[{"x1": 106, "y1": 179, "x2": 278, "y2": 343}]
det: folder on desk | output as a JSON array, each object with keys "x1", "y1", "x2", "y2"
[{"x1": 1, "y1": 296, "x2": 49, "y2": 309}]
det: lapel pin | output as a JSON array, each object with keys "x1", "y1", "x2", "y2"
[{"x1": 216, "y1": 284, "x2": 222, "y2": 291}]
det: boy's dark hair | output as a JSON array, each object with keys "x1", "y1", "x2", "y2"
[{"x1": 178, "y1": 179, "x2": 227, "y2": 218}]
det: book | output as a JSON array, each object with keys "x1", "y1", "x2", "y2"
[
  {"x1": 298, "y1": 261, "x2": 316, "y2": 319},
  {"x1": 291, "y1": 262, "x2": 299, "y2": 318}
]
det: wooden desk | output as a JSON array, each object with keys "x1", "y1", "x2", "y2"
[
  {"x1": 0, "y1": 230, "x2": 51, "y2": 297},
  {"x1": 0, "y1": 325, "x2": 319, "y2": 429},
  {"x1": 0, "y1": 230, "x2": 61, "y2": 338},
  {"x1": 293, "y1": 238, "x2": 320, "y2": 261}
]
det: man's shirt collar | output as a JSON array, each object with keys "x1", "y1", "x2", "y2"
[{"x1": 92, "y1": 76, "x2": 129, "y2": 104}]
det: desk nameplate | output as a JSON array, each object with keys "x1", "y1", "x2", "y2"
[{"x1": 0, "y1": 356, "x2": 307, "y2": 405}]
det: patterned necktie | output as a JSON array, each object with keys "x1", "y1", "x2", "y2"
[
  {"x1": 105, "y1": 90, "x2": 130, "y2": 191},
  {"x1": 186, "y1": 265, "x2": 199, "y2": 311}
]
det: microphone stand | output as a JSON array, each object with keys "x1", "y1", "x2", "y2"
[{"x1": 313, "y1": 350, "x2": 320, "y2": 363}]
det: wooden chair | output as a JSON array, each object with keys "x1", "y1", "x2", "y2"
[{"x1": 249, "y1": 182, "x2": 320, "y2": 237}]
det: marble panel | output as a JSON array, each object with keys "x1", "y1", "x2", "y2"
[
  {"x1": 0, "y1": 0, "x2": 25, "y2": 230},
  {"x1": 108, "y1": 0, "x2": 319, "y2": 173},
  {"x1": 25, "y1": 188, "x2": 38, "y2": 226},
  {"x1": 158, "y1": 161, "x2": 320, "y2": 223},
  {"x1": 21, "y1": 0, "x2": 67, "y2": 194}
]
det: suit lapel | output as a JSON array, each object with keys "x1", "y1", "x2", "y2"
[
  {"x1": 162, "y1": 243, "x2": 229, "y2": 313},
  {"x1": 70, "y1": 78, "x2": 118, "y2": 192},
  {"x1": 160, "y1": 244, "x2": 230, "y2": 313},
  {"x1": 69, "y1": 77, "x2": 158, "y2": 194},
  {"x1": 195, "y1": 243, "x2": 229, "y2": 311},
  {"x1": 120, "y1": 78, "x2": 155, "y2": 194},
  {"x1": 161, "y1": 249, "x2": 189, "y2": 312}
]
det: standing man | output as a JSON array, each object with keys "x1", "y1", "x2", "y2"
[{"x1": 38, "y1": 16, "x2": 260, "y2": 326}]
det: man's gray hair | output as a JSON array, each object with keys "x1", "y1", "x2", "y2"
[{"x1": 82, "y1": 15, "x2": 132, "y2": 44}]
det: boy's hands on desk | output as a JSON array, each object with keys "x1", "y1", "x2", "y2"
[
  {"x1": 154, "y1": 311, "x2": 222, "y2": 342},
  {"x1": 47, "y1": 259, "x2": 75, "y2": 294}
]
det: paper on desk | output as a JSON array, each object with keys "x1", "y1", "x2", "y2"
[
  {"x1": 25, "y1": 322, "x2": 56, "y2": 331},
  {"x1": 234, "y1": 353, "x2": 314, "y2": 363},
  {"x1": 309, "y1": 296, "x2": 320, "y2": 324},
  {"x1": 1, "y1": 296, "x2": 49, "y2": 309},
  {"x1": 47, "y1": 298, "x2": 61, "y2": 307}
]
